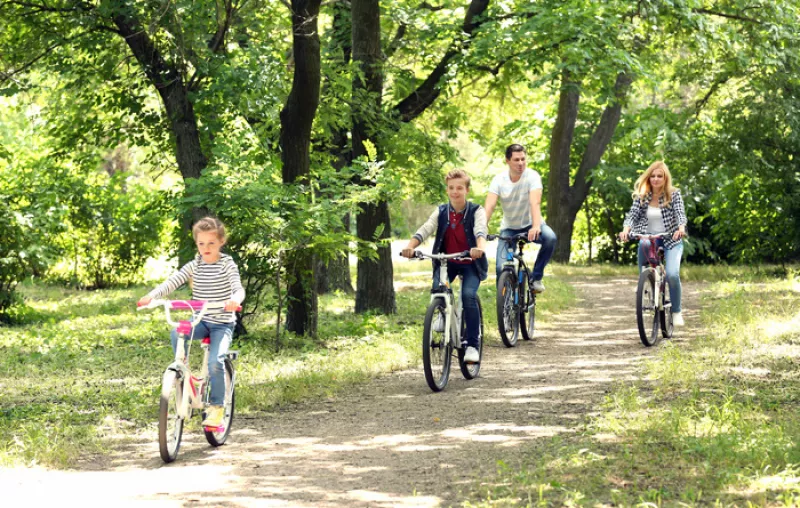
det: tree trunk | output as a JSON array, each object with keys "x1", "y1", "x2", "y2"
[
  {"x1": 547, "y1": 71, "x2": 580, "y2": 263},
  {"x1": 547, "y1": 72, "x2": 632, "y2": 263},
  {"x1": 317, "y1": 1, "x2": 354, "y2": 295},
  {"x1": 113, "y1": 9, "x2": 209, "y2": 235},
  {"x1": 279, "y1": 0, "x2": 323, "y2": 336},
  {"x1": 352, "y1": 0, "x2": 395, "y2": 313}
]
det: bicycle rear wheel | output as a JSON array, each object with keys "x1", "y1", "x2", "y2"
[
  {"x1": 497, "y1": 270, "x2": 520, "y2": 347},
  {"x1": 423, "y1": 298, "x2": 452, "y2": 392},
  {"x1": 636, "y1": 269, "x2": 661, "y2": 347},
  {"x1": 660, "y1": 279, "x2": 674, "y2": 339},
  {"x1": 204, "y1": 358, "x2": 235, "y2": 446},
  {"x1": 159, "y1": 369, "x2": 184, "y2": 463},
  {"x1": 520, "y1": 270, "x2": 536, "y2": 341},
  {"x1": 459, "y1": 299, "x2": 483, "y2": 379}
]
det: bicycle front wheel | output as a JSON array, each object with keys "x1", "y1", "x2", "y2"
[
  {"x1": 204, "y1": 358, "x2": 235, "y2": 446},
  {"x1": 459, "y1": 299, "x2": 483, "y2": 379},
  {"x1": 660, "y1": 279, "x2": 674, "y2": 339},
  {"x1": 423, "y1": 298, "x2": 452, "y2": 392},
  {"x1": 159, "y1": 369, "x2": 184, "y2": 463},
  {"x1": 520, "y1": 271, "x2": 536, "y2": 341},
  {"x1": 636, "y1": 269, "x2": 661, "y2": 347},
  {"x1": 497, "y1": 270, "x2": 520, "y2": 347}
]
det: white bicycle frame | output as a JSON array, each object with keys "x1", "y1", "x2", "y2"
[
  {"x1": 420, "y1": 251, "x2": 472, "y2": 349},
  {"x1": 138, "y1": 300, "x2": 236, "y2": 419}
]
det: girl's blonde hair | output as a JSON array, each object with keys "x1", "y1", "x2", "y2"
[
  {"x1": 445, "y1": 169, "x2": 471, "y2": 189},
  {"x1": 633, "y1": 161, "x2": 676, "y2": 205},
  {"x1": 192, "y1": 216, "x2": 227, "y2": 243}
]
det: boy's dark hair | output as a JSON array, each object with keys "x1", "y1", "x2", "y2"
[
  {"x1": 505, "y1": 144, "x2": 526, "y2": 160},
  {"x1": 445, "y1": 169, "x2": 471, "y2": 189}
]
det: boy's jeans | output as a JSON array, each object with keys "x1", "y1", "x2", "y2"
[
  {"x1": 432, "y1": 261, "x2": 481, "y2": 349},
  {"x1": 637, "y1": 238, "x2": 684, "y2": 313},
  {"x1": 495, "y1": 224, "x2": 557, "y2": 281},
  {"x1": 170, "y1": 320, "x2": 233, "y2": 405}
]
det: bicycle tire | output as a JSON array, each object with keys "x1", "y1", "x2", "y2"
[
  {"x1": 204, "y1": 358, "x2": 235, "y2": 446},
  {"x1": 520, "y1": 270, "x2": 536, "y2": 341},
  {"x1": 158, "y1": 369, "x2": 184, "y2": 463},
  {"x1": 497, "y1": 270, "x2": 520, "y2": 347},
  {"x1": 660, "y1": 279, "x2": 674, "y2": 339},
  {"x1": 422, "y1": 298, "x2": 452, "y2": 392},
  {"x1": 458, "y1": 299, "x2": 483, "y2": 379},
  {"x1": 636, "y1": 269, "x2": 661, "y2": 347}
]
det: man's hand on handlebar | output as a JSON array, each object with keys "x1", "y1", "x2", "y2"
[
  {"x1": 469, "y1": 247, "x2": 484, "y2": 260},
  {"x1": 401, "y1": 248, "x2": 416, "y2": 259}
]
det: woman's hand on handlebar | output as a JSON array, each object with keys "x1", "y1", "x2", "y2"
[
  {"x1": 619, "y1": 228, "x2": 631, "y2": 242},
  {"x1": 672, "y1": 227, "x2": 686, "y2": 242}
]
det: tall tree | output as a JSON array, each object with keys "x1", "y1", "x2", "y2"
[{"x1": 280, "y1": 0, "x2": 324, "y2": 335}]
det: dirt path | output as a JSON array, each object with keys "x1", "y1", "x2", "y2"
[{"x1": 4, "y1": 276, "x2": 705, "y2": 506}]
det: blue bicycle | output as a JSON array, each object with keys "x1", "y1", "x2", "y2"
[{"x1": 488, "y1": 233, "x2": 537, "y2": 347}]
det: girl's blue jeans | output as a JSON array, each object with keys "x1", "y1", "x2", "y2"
[
  {"x1": 637, "y1": 238, "x2": 684, "y2": 313},
  {"x1": 170, "y1": 320, "x2": 233, "y2": 405},
  {"x1": 432, "y1": 262, "x2": 481, "y2": 349}
]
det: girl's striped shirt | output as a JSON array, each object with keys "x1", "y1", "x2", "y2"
[{"x1": 147, "y1": 254, "x2": 245, "y2": 324}]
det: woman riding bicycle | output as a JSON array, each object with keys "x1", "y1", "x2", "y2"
[
  {"x1": 401, "y1": 169, "x2": 488, "y2": 364},
  {"x1": 138, "y1": 217, "x2": 244, "y2": 428},
  {"x1": 619, "y1": 161, "x2": 687, "y2": 326}
]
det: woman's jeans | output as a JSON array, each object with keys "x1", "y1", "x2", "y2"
[
  {"x1": 638, "y1": 239, "x2": 683, "y2": 313},
  {"x1": 495, "y1": 224, "x2": 557, "y2": 281},
  {"x1": 170, "y1": 320, "x2": 233, "y2": 405},
  {"x1": 432, "y1": 262, "x2": 481, "y2": 349}
]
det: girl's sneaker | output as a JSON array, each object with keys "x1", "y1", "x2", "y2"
[
  {"x1": 672, "y1": 312, "x2": 684, "y2": 326},
  {"x1": 203, "y1": 405, "x2": 225, "y2": 428}
]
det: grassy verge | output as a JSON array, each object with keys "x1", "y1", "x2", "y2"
[
  {"x1": 466, "y1": 269, "x2": 800, "y2": 506},
  {"x1": 0, "y1": 266, "x2": 575, "y2": 468}
]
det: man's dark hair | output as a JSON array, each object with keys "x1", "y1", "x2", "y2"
[{"x1": 505, "y1": 144, "x2": 526, "y2": 160}]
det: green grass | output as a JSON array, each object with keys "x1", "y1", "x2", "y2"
[
  {"x1": 465, "y1": 270, "x2": 800, "y2": 506},
  {"x1": 0, "y1": 267, "x2": 576, "y2": 468}
]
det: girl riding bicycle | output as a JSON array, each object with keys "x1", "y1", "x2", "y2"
[
  {"x1": 619, "y1": 161, "x2": 687, "y2": 326},
  {"x1": 401, "y1": 169, "x2": 488, "y2": 364},
  {"x1": 138, "y1": 217, "x2": 244, "y2": 428}
]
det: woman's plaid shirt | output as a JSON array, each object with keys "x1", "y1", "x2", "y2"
[{"x1": 623, "y1": 189, "x2": 688, "y2": 250}]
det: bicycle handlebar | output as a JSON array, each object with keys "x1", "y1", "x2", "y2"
[
  {"x1": 487, "y1": 233, "x2": 529, "y2": 243},
  {"x1": 398, "y1": 250, "x2": 472, "y2": 262},
  {"x1": 137, "y1": 299, "x2": 241, "y2": 328},
  {"x1": 628, "y1": 232, "x2": 672, "y2": 241}
]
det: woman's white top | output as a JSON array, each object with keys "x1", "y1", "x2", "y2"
[{"x1": 647, "y1": 206, "x2": 666, "y2": 234}]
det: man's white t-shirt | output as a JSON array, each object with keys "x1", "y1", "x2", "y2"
[{"x1": 488, "y1": 169, "x2": 543, "y2": 230}]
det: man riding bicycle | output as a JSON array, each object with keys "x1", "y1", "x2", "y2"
[{"x1": 484, "y1": 144, "x2": 557, "y2": 292}]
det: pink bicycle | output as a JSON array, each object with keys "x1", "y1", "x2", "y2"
[{"x1": 137, "y1": 300, "x2": 240, "y2": 463}]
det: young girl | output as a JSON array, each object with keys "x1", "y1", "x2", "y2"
[
  {"x1": 401, "y1": 169, "x2": 488, "y2": 363},
  {"x1": 619, "y1": 161, "x2": 687, "y2": 326},
  {"x1": 138, "y1": 217, "x2": 244, "y2": 427}
]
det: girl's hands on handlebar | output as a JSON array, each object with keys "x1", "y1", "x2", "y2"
[
  {"x1": 138, "y1": 295, "x2": 152, "y2": 307},
  {"x1": 224, "y1": 300, "x2": 240, "y2": 312}
]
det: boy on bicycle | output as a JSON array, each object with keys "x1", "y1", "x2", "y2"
[
  {"x1": 138, "y1": 217, "x2": 244, "y2": 428},
  {"x1": 401, "y1": 169, "x2": 488, "y2": 363}
]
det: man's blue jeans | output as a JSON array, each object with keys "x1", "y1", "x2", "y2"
[
  {"x1": 637, "y1": 238, "x2": 684, "y2": 313},
  {"x1": 495, "y1": 224, "x2": 557, "y2": 281},
  {"x1": 170, "y1": 320, "x2": 233, "y2": 405},
  {"x1": 432, "y1": 262, "x2": 481, "y2": 349}
]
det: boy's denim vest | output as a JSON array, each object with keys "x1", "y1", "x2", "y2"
[{"x1": 430, "y1": 201, "x2": 488, "y2": 283}]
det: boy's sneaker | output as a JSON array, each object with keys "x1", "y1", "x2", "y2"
[
  {"x1": 463, "y1": 346, "x2": 480, "y2": 363},
  {"x1": 202, "y1": 405, "x2": 225, "y2": 428},
  {"x1": 531, "y1": 279, "x2": 545, "y2": 293},
  {"x1": 432, "y1": 313, "x2": 445, "y2": 332},
  {"x1": 672, "y1": 312, "x2": 685, "y2": 327}
]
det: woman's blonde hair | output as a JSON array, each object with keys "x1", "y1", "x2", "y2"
[
  {"x1": 192, "y1": 216, "x2": 227, "y2": 243},
  {"x1": 445, "y1": 169, "x2": 471, "y2": 189},
  {"x1": 633, "y1": 161, "x2": 676, "y2": 205}
]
